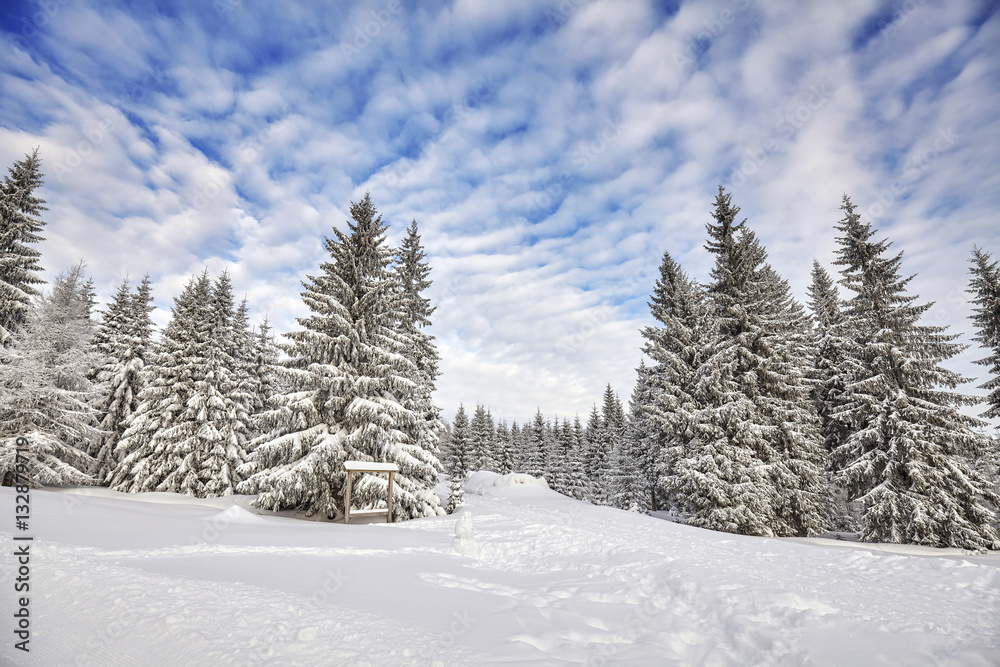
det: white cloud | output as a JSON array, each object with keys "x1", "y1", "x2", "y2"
[{"x1": 1, "y1": 0, "x2": 998, "y2": 424}]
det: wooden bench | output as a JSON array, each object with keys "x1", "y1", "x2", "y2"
[{"x1": 343, "y1": 461, "x2": 399, "y2": 524}]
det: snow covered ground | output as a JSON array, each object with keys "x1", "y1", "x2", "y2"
[{"x1": 2, "y1": 472, "x2": 998, "y2": 666}]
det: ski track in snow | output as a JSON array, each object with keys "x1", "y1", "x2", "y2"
[{"x1": 1, "y1": 476, "x2": 999, "y2": 666}]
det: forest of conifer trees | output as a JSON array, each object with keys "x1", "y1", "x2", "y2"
[
  {"x1": 446, "y1": 188, "x2": 1000, "y2": 550},
  {"x1": 2, "y1": 150, "x2": 999, "y2": 549}
]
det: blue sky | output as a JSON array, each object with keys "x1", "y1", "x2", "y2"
[{"x1": 1, "y1": 0, "x2": 998, "y2": 424}]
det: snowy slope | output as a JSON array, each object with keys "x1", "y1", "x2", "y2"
[{"x1": 1, "y1": 472, "x2": 998, "y2": 666}]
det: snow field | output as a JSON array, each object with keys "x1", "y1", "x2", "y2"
[{"x1": 1, "y1": 473, "x2": 998, "y2": 666}]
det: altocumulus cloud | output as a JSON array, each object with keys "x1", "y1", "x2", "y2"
[{"x1": 1, "y1": 0, "x2": 998, "y2": 423}]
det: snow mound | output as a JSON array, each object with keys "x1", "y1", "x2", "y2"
[{"x1": 493, "y1": 473, "x2": 548, "y2": 488}]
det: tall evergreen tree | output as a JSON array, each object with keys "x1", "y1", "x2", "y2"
[
  {"x1": 541, "y1": 416, "x2": 563, "y2": 487},
  {"x1": 91, "y1": 276, "x2": 155, "y2": 482},
  {"x1": 0, "y1": 149, "x2": 47, "y2": 346},
  {"x1": 549, "y1": 418, "x2": 573, "y2": 495},
  {"x1": 641, "y1": 251, "x2": 712, "y2": 514},
  {"x1": 806, "y1": 260, "x2": 853, "y2": 452},
  {"x1": 608, "y1": 440, "x2": 646, "y2": 512},
  {"x1": 393, "y1": 218, "x2": 445, "y2": 478},
  {"x1": 0, "y1": 264, "x2": 101, "y2": 486},
  {"x1": 229, "y1": 298, "x2": 258, "y2": 416},
  {"x1": 198, "y1": 272, "x2": 251, "y2": 497},
  {"x1": 494, "y1": 419, "x2": 515, "y2": 475},
  {"x1": 591, "y1": 385, "x2": 626, "y2": 504},
  {"x1": 968, "y1": 246, "x2": 1000, "y2": 425},
  {"x1": 111, "y1": 271, "x2": 247, "y2": 497},
  {"x1": 583, "y1": 405, "x2": 604, "y2": 502},
  {"x1": 612, "y1": 364, "x2": 655, "y2": 513},
  {"x1": 520, "y1": 409, "x2": 549, "y2": 480},
  {"x1": 830, "y1": 196, "x2": 998, "y2": 549},
  {"x1": 806, "y1": 260, "x2": 859, "y2": 531},
  {"x1": 469, "y1": 404, "x2": 496, "y2": 472},
  {"x1": 446, "y1": 404, "x2": 473, "y2": 476},
  {"x1": 246, "y1": 317, "x2": 280, "y2": 441},
  {"x1": 509, "y1": 421, "x2": 524, "y2": 471},
  {"x1": 669, "y1": 187, "x2": 827, "y2": 537},
  {"x1": 395, "y1": 220, "x2": 440, "y2": 387},
  {"x1": 240, "y1": 195, "x2": 443, "y2": 519},
  {"x1": 564, "y1": 416, "x2": 591, "y2": 500}
]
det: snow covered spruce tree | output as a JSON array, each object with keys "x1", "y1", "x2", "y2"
[
  {"x1": 469, "y1": 404, "x2": 496, "y2": 472},
  {"x1": 548, "y1": 418, "x2": 571, "y2": 494},
  {"x1": 394, "y1": 220, "x2": 445, "y2": 455},
  {"x1": 494, "y1": 419, "x2": 515, "y2": 474},
  {"x1": 830, "y1": 196, "x2": 999, "y2": 549},
  {"x1": 446, "y1": 469, "x2": 465, "y2": 514},
  {"x1": 668, "y1": 187, "x2": 827, "y2": 537},
  {"x1": 110, "y1": 271, "x2": 249, "y2": 497},
  {"x1": 562, "y1": 416, "x2": 590, "y2": 500},
  {"x1": 610, "y1": 364, "x2": 655, "y2": 513},
  {"x1": 640, "y1": 251, "x2": 713, "y2": 514},
  {"x1": 586, "y1": 386, "x2": 625, "y2": 504},
  {"x1": 446, "y1": 404, "x2": 473, "y2": 476},
  {"x1": 228, "y1": 297, "x2": 258, "y2": 419},
  {"x1": 968, "y1": 246, "x2": 1000, "y2": 425},
  {"x1": 199, "y1": 272, "x2": 253, "y2": 497},
  {"x1": 246, "y1": 317, "x2": 280, "y2": 440},
  {"x1": 583, "y1": 405, "x2": 605, "y2": 501},
  {"x1": 91, "y1": 275, "x2": 155, "y2": 482},
  {"x1": 239, "y1": 194, "x2": 444, "y2": 519},
  {"x1": 509, "y1": 421, "x2": 524, "y2": 470},
  {"x1": 0, "y1": 149, "x2": 47, "y2": 346},
  {"x1": 806, "y1": 260, "x2": 859, "y2": 530},
  {"x1": 806, "y1": 261, "x2": 853, "y2": 453},
  {"x1": 0, "y1": 264, "x2": 102, "y2": 486},
  {"x1": 519, "y1": 409, "x2": 549, "y2": 480},
  {"x1": 542, "y1": 416, "x2": 563, "y2": 485}
]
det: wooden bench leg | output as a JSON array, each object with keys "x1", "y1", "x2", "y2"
[
  {"x1": 387, "y1": 472, "x2": 394, "y2": 523},
  {"x1": 345, "y1": 470, "x2": 353, "y2": 524}
]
